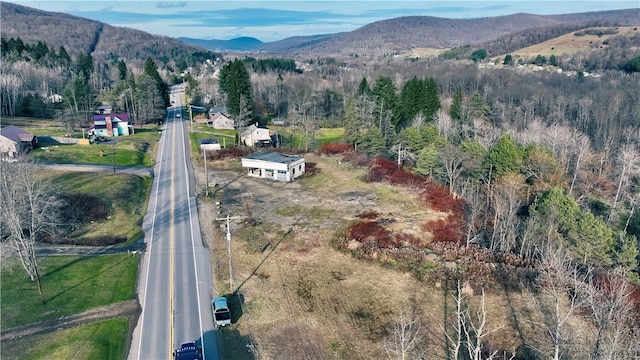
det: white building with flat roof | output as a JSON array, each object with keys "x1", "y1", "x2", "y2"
[{"x1": 241, "y1": 151, "x2": 305, "y2": 182}]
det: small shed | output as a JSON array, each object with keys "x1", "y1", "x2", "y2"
[
  {"x1": 241, "y1": 150, "x2": 305, "y2": 182},
  {"x1": 199, "y1": 138, "x2": 221, "y2": 152}
]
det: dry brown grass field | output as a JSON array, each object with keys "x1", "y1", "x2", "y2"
[
  {"x1": 494, "y1": 26, "x2": 639, "y2": 61},
  {"x1": 195, "y1": 154, "x2": 542, "y2": 359}
]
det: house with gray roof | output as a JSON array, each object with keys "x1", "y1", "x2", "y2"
[
  {"x1": 241, "y1": 150, "x2": 305, "y2": 181},
  {"x1": 0, "y1": 125, "x2": 37, "y2": 160},
  {"x1": 240, "y1": 123, "x2": 273, "y2": 147}
]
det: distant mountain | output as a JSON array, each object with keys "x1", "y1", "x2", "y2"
[
  {"x1": 0, "y1": 2, "x2": 213, "y2": 63},
  {"x1": 180, "y1": 33, "x2": 344, "y2": 52},
  {"x1": 2, "y1": 1, "x2": 637, "y2": 60},
  {"x1": 179, "y1": 37, "x2": 264, "y2": 51},
  {"x1": 291, "y1": 9, "x2": 639, "y2": 56},
  {"x1": 178, "y1": 9, "x2": 638, "y2": 55}
]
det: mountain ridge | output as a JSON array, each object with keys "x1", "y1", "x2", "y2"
[{"x1": 1, "y1": 1, "x2": 638, "y2": 58}]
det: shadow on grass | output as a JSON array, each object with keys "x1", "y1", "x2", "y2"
[
  {"x1": 212, "y1": 173, "x2": 246, "y2": 196},
  {"x1": 233, "y1": 226, "x2": 294, "y2": 294},
  {"x1": 226, "y1": 292, "x2": 244, "y2": 325},
  {"x1": 216, "y1": 326, "x2": 256, "y2": 360},
  {"x1": 44, "y1": 255, "x2": 130, "y2": 304},
  {"x1": 40, "y1": 256, "x2": 93, "y2": 279}
]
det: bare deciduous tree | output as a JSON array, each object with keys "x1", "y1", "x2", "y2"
[
  {"x1": 585, "y1": 268, "x2": 636, "y2": 360},
  {"x1": 529, "y1": 246, "x2": 589, "y2": 360},
  {"x1": 437, "y1": 144, "x2": 468, "y2": 194},
  {"x1": 384, "y1": 309, "x2": 425, "y2": 360},
  {"x1": 434, "y1": 108, "x2": 453, "y2": 141},
  {"x1": 445, "y1": 281, "x2": 502, "y2": 360},
  {"x1": 568, "y1": 132, "x2": 591, "y2": 195},
  {"x1": 609, "y1": 144, "x2": 640, "y2": 223},
  {"x1": 0, "y1": 158, "x2": 63, "y2": 304}
]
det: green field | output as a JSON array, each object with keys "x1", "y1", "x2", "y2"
[
  {"x1": 1, "y1": 254, "x2": 137, "y2": 329},
  {"x1": 189, "y1": 123, "x2": 237, "y2": 153},
  {"x1": 0, "y1": 318, "x2": 129, "y2": 360},
  {"x1": 32, "y1": 128, "x2": 160, "y2": 166},
  {"x1": 271, "y1": 126, "x2": 345, "y2": 149},
  {"x1": 53, "y1": 171, "x2": 152, "y2": 242}
]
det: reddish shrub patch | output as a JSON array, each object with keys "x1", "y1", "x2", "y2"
[
  {"x1": 388, "y1": 170, "x2": 427, "y2": 189},
  {"x1": 365, "y1": 158, "x2": 398, "y2": 183},
  {"x1": 357, "y1": 211, "x2": 379, "y2": 220},
  {"x1": 347, "y1": 220, "x2": 397, "y2": 248},
  {"x1": 318, "y1": 143, "x2": 352, "y2": 155},
  {"x1": 209, "y1": 147, "x2": 253, "y2": 160},
  {"x1": 423, "y1": 218, "x2": 463, "y2": 243},
  {"x1": 365, "y1": 158, "x2": 428, "y2": 189},
  {"x1": 395, "y1": 232, "x2": 423, "y2": 247},
  {"x1": 421, "y1": 183, "x2": 467, "y2": 214}
]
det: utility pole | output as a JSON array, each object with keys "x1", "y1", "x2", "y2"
[
  {"x1": 112, "y1": 142, "x2": 116, "y2": 172},
  {"x1": 215, "y1": 215, "x2": 246, "y2": 293},
  {"x1": 204, "y1": 148, "x2": 208, "y2": 197}
]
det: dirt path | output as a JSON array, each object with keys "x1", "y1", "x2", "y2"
[{"x1": 0, "y1": 300, "x2": 140, "y2": 342}]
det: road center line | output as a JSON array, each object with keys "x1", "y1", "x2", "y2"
[{"x1": 169, "y1": 117, "x2": 177, "y2": 359}]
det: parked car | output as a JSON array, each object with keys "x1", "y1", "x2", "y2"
[
  {"x1": 173, "y1": 342, "x2": 202, "y2": 360},
  {"x1": 211, "y1": 297, "x2": 231, "y2": 328}
]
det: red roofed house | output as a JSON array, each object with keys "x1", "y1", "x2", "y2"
[{"x1": 0, "y1": 125, "x2": 37, "y2": 160}]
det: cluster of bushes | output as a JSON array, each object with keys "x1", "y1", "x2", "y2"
[
  {"x1": 332, "y1": 157, "x2": 543, "y2": 285},
  {"x1": 364, "y1": 158, "x2": 426, "y2": 189},
  {"x1": 207, "y1": 147, "x2": 253, "y2": 160},
  {"x1": 574, "y1": 28, "x2": 618, "y2": 37},
  {"x1": 317, "y1": 142, "x2": 352, "y2": 155}
]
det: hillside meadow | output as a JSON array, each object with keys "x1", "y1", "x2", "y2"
[{"x1": 203, "y1": 153, "x2": 543, "y2": 359}]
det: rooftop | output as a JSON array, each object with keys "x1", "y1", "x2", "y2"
[{"x1": 243, "y1": 150, "x2": 303, "y2": 164}]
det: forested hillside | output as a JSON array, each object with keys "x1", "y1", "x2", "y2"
[
  {"x1": 0, "y1": 1, "x2": 214, "y2": 64},
  {"x1": 277, "y1": 9, "x2": 638, "y2": 56}
]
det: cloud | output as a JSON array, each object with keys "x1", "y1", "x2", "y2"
[{"x1": 157, "y1": 2, "x2": 187, "y2": 9}]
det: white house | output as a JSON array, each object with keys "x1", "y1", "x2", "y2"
[
  {"x1": 241, "y1": 123, "x2": 272, "y2": 147},
  {"x1": 209, "y1": 112, "x2": 235, "y2": 130},
  {"x1": 91, "y1": 113, "x2": 133, "y2": 138},
  {"x1": 241, "y1": 151, "x2": 305, "y2": 182}
]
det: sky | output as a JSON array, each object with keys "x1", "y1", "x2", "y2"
[{"x1": 9, "y1": 1, "x2": 640, "y2": 42}]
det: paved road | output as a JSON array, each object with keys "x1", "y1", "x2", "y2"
[{"x1": 128, "y1": 85, "x2": 217, "y2": 360}]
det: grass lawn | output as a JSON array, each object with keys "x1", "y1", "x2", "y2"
[
  {"x1": 0, "y1": 116, "x2": 59, "y2": 128},
  {"x1": 31, "y1": 126, "x2": 160, "y2": 166},
  {"x1": 271, "y1": 126, "x2": 345, "y2": 149},
  {"x1": 1, "y1": 254, "x2": 137, "y2": 329},
  {"x1": 188, "y1": 129, "x2": 236, "y2": 154},
  {"x1": 316, "y1": 127, "x2": 344, "y2": 144},
  {"x1": 0, "y1": 317, "x2": 129, "y2": 360},
  {"x1": 52, "y1": 171, "x2": 152, "y2": 242}
]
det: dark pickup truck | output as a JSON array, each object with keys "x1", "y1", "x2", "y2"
[{"x1": 173, "y1": 342, "x2": 202, "y2": 360}]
